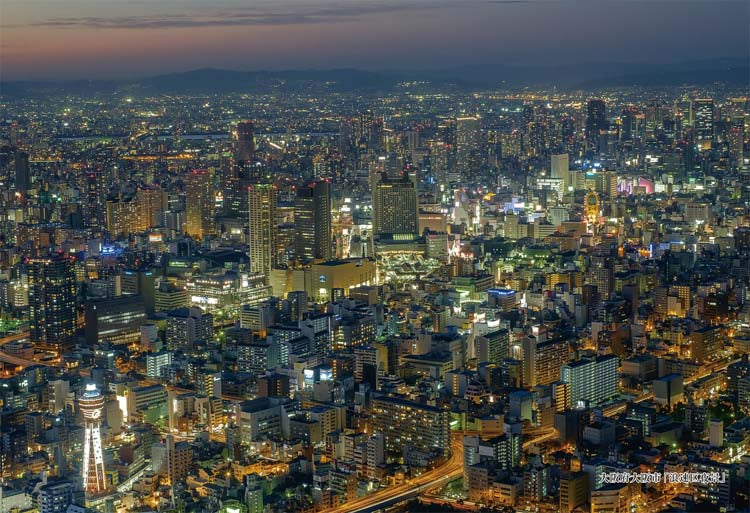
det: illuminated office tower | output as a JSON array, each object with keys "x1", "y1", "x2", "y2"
[
  {"x1": 585, "y1": 99, "x2": 607, "y2": 146},
  {"x1": 295, "y1": 180, "x2": 332, "y2": 262},
  {"x1": 357, "y1": 109, "x2": 383, "y2": 154},
  {"x1": 521, "y1": 336, "x2": 570, "y2": 387},
  {"x1": 455, "y1": 116, "x2": 480, "y2": 179},
  {"x1": 82, "y1": 170, "x2": 106, "y2": 229},
  {"x1": 185, "y1": 169, "x2": 214, "y2": 239},
  {"x1": 235, "y1": 121, "x2": 255, "y2": 163},
  {"x1": 428, "y1": 140, "x2": 450, "y2": 186},
  {"x1": 248, "y1": 184, "x2": 278, "y2": 282},
  {"x1": 371, "y1": 171, "x2": 418, "y2": 240},
  {"x1": 550, "y1": 153, "x2": 570, "y2": 191},
  {"x1": 728, "y1": 118, "x2": 744, "y2": 162},
  {"x1": 137, "y1": 186, "x2": 168, "y2": 230},
  {"x1": 692, "y1": 99, "x2": 714, "y2": 150},
  {"x1": 28, "y1": 255, "x2": 77, "y2": 356},
  {"x1": 106, "y1": 195, "x2": 140, "y2": 236},
  {"x1": 80, "y1": 384, "x2": 107, "y2": 494}
]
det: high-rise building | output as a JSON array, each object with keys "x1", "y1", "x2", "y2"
[
  {"x1": 560, "y1": 354, "x2": 619, "y2": 407},
  {"x1": 559, "y1": 471, "x2": 589, "y2": 513},
  {"x1": 550, "y1": 153, "x2": 570, "y2": 191},
  {"x1": 353, "y1": 345, "x2": 378, "y2": 385},
  {"x1": 84, "y1": 295, "x2": 147, "y2": 346},
  {"x1": 146, "y1": 350, "x2": 172, "y2": 378},
  {"x1": 475, "y1": 329, "x2": 509, "y2": 365},
  {"x1": 185, "y1": 169, "x2": 215, "y2": 239},
  {"x1": 522, "y1": 337, "x2": 571, "y2": 387},
  {"x1": 588, "y1": 257, "x2": 614, "y2": 301},
  {"x1": 106, "y1": 187, "x2": 167, "y2": 236},
  {"x1": 371, "y1": 171, "x2": 418, "y2": 240},
  {"x1": 248, "y1": 184, "x2": 278, "y2": 282},
  {"x1": 162, "y1": 435, "x2": 193, "y2": 485},
  {"x1": 83, "y1": 171, "x2": 107, "y2": 229},
  {"x1": 28, "y1": 255, "x2": 77, "y2": 355},
  {"x1": 456, "y1": 116, "x2": 481, "y2": 179},
  {"x1": 14, "y1": 150, "x2": 30, "y2": 194},
  {"x1": 106, "y1": 195, "x2": 140, "y2": 236},
  {"x1": 356, "y1": 110, "x2": 383, "y2": 154},
  {"x1": 371, "y1": 395, "x2": 449, "y2": 456},
  {"x1": 37, "y1": 481, "x2": 74, "y2": 513},
  {"x1": 165, "y1": 307, "x2": 213, "y2": 351},
  {"x1": 80, "y1": 384, "x2": 107, "y2": 494},
  {"x1": 728, "y1": 118, "x2": 744, "y2": 163},
  {"x1": 236, "y1": 121, "x2": 255, "y2": 163},
  {"x1": 585, "y1": 99, "x2": 607, "y2": 146},
  {"x1": 692, "y1": 98, "x2": 714, "y2": 150},
  {"x1": 137, "y1": 186, "x2": 168, "y2": 230},
  {"x1": 620, "y1": 106, "x2": 638, "y2": 141},
  {"x1": 295, "y1": 180, "x2": 332, "y2": 262}
]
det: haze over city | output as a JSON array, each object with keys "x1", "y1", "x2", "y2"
[{"x1": 1, "y1": 0, "x2": 749, "y2": 80}]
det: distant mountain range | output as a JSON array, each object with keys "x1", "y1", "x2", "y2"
[{"x1": 2, "y1": 58, "x2": 747, "y2": 96}]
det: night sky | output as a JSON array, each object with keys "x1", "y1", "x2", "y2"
[{"x1": 2, "y1": 0, "x2": 748, "y2": 80}]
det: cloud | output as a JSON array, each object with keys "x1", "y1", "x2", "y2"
[
  {"x1": 19, "y1": 0, "x2": 538, "y2": 30},
  {"x1": 28, "y1": 1, "x2": 425, "y2": 29}
]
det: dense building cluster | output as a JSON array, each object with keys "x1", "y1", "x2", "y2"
[{"x1": 0, "y1": 83, "x2": 748, "y2": 513}]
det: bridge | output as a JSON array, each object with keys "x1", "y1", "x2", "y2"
[{"x1": 0, "y1": 331, "x2": 54, "y2": 368}]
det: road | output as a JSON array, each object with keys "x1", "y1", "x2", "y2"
[
  {"x1": 318, "y1": 432, "x2": 465, "y2": 513},
  {"x1": 0, "y1": 331, "x2": 52, "y2": 368},
  {"x1": 318, "y1": 427, "x2": 557, "y2": 513}
]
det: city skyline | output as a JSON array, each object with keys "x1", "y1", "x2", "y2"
[
  {"x1": 1, "y1": 0, "x2": 749, "y2": 80},
  {"x1": 0, "y1": 2, "x2": 749, "y2": 513}
]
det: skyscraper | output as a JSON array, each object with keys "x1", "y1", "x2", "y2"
[
  {"x1": 371, "y1": 171, "x2": 418, "y2": 240},
  {"x1": 728, "y1": 118, "x2": 744, "y2": 162},
  {"x1": 455, "y1": 116, "x2": 481, "y2": 180},
  {"x1": 80, "y1": 384, "x2": 107, "y2": 495},
  {"x1": 248, "y1": 184, "x2": 278, "y2": 282},
  {"x1": 14, "y1": 150, "x2": 30, "y2": 194},
  {"x1": 137, "y1": 186, "x2": 168, "y2": 231},
  {"x1": 185, "y1": 169, "x2": 214, "y2": 239},
  {"x1": 83, "y1": 171, "x2": 106, "y2": 229},
  {"x1": 236, "y1": 121, "x2": 255, "y2": 163},
  {"x1": 295, "y1": 180, "x2": 332, "y2": 262},
  {"x1": 28, "y1": 254, "x2": 77, "y2": 356},
  {"x1": 585, "y1": 99, "x2": 607, "y2": 146},
  {"x1": 357, "y1": 110, "x2": 383, "y2": 154},
  {"x1": 692, "y1": 99, "x2": 714, "y2": 150},
  {"x1": 620, "y1": 106, "x2": 638, "y2": 142},
  {"x1": 550, "y1": 153, "x2": 570, "y2": 191}
]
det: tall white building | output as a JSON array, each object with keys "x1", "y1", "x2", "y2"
[
  {"x1": 560, "y1": 355, "x2": 618, "y2": 408},
  {"x1": 146, "y1": 350, "x2": 172, "y2": 378}
]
